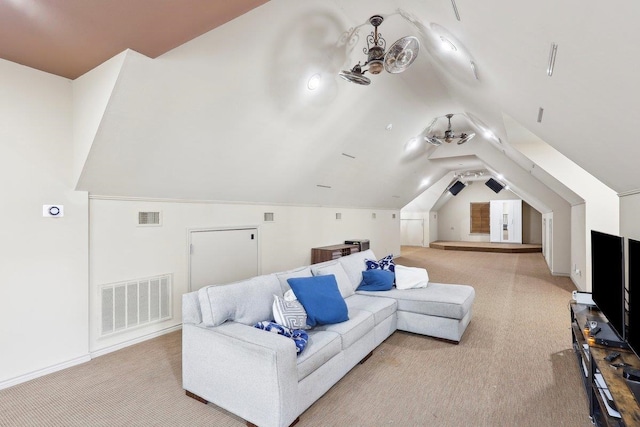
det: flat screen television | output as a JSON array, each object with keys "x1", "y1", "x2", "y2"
[
  {"x1": 627, "y1": 238, "x2": 640, "y2": 356},
  {"x1": 591, "y1": 230, "x2": 625, "y2": 340}
]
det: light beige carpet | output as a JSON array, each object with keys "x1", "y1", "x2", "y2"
[{"x1": 0, "y1": 247, "x2": 592, "y2": 426}]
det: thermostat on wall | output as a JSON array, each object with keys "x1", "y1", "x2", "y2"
[{"x1": 43, "y1": 205, "x2": 64, "y2": 217}]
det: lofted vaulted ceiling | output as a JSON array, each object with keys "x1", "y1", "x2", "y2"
[{"x1": 5, "y1": 0, "x2": 639, "y2": 212}]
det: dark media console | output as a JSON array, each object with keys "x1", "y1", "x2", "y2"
[{"x1": 571, "y1": 302, "x2": 640, "y2": 426}]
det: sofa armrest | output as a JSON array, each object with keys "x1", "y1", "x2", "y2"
[{"x1": 182, "y1": 322, "x2": 299, "y2": 427}]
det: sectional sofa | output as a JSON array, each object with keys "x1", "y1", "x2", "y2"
[{"x1": 182, "y1": 249, "x2": 475, "y2": 427}]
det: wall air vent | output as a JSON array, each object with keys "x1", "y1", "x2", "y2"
[
  {"x1": 537, "y1": 107, "x2": 544, "y2": 123},
  {"x1": 451, "y1": 0, "x2": 461, "y2": 20},
  {"x1": 547, "y1": 43, "x2": 558, "y2": 76},
  {"x1": 336, "y1": 213, "x2": 342, "y2": 220},
  {"x1": 138, "y1": 211, "x2": 161, "y2": 226},
  {"x1": 264, "y1": 212, "x2": 275, "y2": 222},
  {"x1": 100, "y1": 274, "x2": 172, "y2": 336}
]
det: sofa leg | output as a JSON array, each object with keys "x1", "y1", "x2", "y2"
[
  {"x1": 247, "y1": 417, "x2": 299, "y2": 427},
  {"x1": 185, "y1": 390, "x2": 208, "y2": 404},
  {"x1": 359, "y1": 351, "x2": 374, "y2": 364}
]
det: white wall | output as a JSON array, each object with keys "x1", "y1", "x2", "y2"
[
  {"x1": 620, "y1": 193, "x2": 640, "y2": 241},
  {"x1": 522, "y1": 202, "x2": 542, "y2": 244},
  {"x1": 571, "y1": 203, "x2": 587, "y2": 291},
  {"x1": 0, "y1": 60, "x2": 89, "y2": 388},
  {"x1": 89, "y1": 197, "x2": 400, "y2": 352},
  {"x1": 436, "y1": 182, "x2": 526, "y2": 242}
]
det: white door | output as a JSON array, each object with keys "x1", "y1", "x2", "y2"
[
  {"x1": 490, "y1": 200, "x2": 502, "y2": 242},
  {"x1": 189, "y1": 228, "x2": 259, "y2": 291},
  {"x1": 401, "y1": 219, "x2": 424, "y2": 246}
]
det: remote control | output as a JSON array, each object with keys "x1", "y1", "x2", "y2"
[{"x1": 605, "y1": 351, "x2": 621, "y2": 362}]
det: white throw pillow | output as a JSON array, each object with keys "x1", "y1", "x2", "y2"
[
  {"x1": 273, "y1": 294, "x2": 310, "y2": 329},
  {"x1": 395, "y1": 265, "x2": 429, "y2": 290}
]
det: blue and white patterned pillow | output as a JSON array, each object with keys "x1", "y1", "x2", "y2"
[
  {"x1": 273, "y1": 294, "x2": 310, "y2": 330},
  {"x1": 254, "y1": 321, "x2": 309, "y2": 355},
  {"x1": 365, "y1": 254, "x2": 395, "y2": 273}
]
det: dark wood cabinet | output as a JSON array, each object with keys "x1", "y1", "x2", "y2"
[
  {"x1": 311, "y1": 244, "x2": 359, "y2": 264},
  {"x1": 570, "y1": 302, "x2": 640, "y2": 426}
]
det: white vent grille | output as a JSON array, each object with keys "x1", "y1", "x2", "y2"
[
  {"x1": 100, "y1": 274, "x2": 172, "y2": 336},
  {"x1": 264, "y1": 212, "x2": 274, "y2": 222},
  {"x1": 138, "y1": 211, "x2": 161, "y2": 226}
]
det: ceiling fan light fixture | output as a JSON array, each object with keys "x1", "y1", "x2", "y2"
[
  {"x1": 339, "y1": 15, "x2": 419, "y2": 84},
  {"x1": 427, "y1": 113, "x2": 475, "y2": 146}
]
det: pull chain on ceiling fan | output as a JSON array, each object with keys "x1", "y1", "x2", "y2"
[{"x1": 339, "y1": 15, "x2": 420, "y2": 86}]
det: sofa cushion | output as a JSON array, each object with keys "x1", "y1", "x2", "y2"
[
  {"x1": 276, "y1": 266, "x2": 313, "y2": 294},
  {"x1": 395, "y1": 265, "x2": 429, "y2": 290},
  {"x1": 337, "y1": 249, "x2": 377, "y2": 292},
  {"x1": 345, "y1": 294, "x2": 397, "y2": 325},
  {"x1": 357, "y1": 269, "x2": 395, "y2": 291},
  {"x1": 288, "y1": 275, "x2": 349, "y2": 327},
  {"x1": 314, "y1": 308, "x2": 375, "y2": 349},
  {"x1": 198, "y1": 274, "x2": 282, "y2": 327},
  {"x1": 311, "y1": 262, "x2": 354, "y2": 298},
  {"x1": 296, "y1": 330, "x2": 342, "y2": 381},
  {"x1": 357, "y1": 283, "x2": 475, "y2": 320}
]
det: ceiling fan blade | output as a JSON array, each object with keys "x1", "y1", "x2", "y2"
[
  {"x1": 425, "y1": 136, "x2": 443, "y2": 146},
  {"x1": 384, "y1": 36, "x2": 420, "y2": 73},
  {"x1": 338, "y1": 69, "x2": 371, "y2": 85},
  {"x1": 457, "y1": 133, "x2": 476, "y2": 145}
]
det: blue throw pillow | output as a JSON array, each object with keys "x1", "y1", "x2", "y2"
[
  {"x1": 287, "y1": 275, "x2": 349, "y2": 327},
  {"x1": 357, "y1": 269, "x2": 395, "y2": 291},
  {"x1": 365, "y1": 254, "x2": 395, "y2": 273},
  {"x1": 254, "y1": 321, "x2": 309, "y2": 355}
]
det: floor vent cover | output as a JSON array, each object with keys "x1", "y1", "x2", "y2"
[{"x1": 100, "y1": 274, "x2": 172, "y2": 336}]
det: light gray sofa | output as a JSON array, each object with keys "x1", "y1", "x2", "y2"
[{"x1": 182, "y1": 249, "x2": 475, "y2": 427}]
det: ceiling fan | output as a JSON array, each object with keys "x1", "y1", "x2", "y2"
[
  {"x1": 425, "y1": 113, "x2": 476, "y2": 146},
  {"x1": 338, "y1": 15, "x2": 419, "y2": 86}
]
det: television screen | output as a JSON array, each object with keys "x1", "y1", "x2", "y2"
[
  {"x1": 628, "y1": 238, "x2": 640, "y2": 356},
  {"x1": 591, "y1": 230, "x2": 625, "y2": 340},
  {"x1": 449, "y1": 181, "x2": 466, "y2": 196},
  {"x1": 485, "y1": 178, "x2": 504, "y2": 193}
]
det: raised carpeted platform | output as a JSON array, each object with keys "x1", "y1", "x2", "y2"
[{"x1": 429, "y1": 240, "x2": 542, "y2": 253}]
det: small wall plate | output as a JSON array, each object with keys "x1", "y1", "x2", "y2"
[{"x1": 43, "y1": 205, "x2": 64, "y2": 217}]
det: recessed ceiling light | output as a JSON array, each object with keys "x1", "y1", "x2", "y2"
[
  {"x1": 405, "y1": 137, "x2": 420, "y2": 152},
  {"x1": 307, "y1": 74, "x2": 320, "y2": 90},
  {"x1": 470, "y1": 61, "x2": 479, "y2": 80},
  {"x1": 440, "y1": 36, "x2": 457, "y2": 52},
  {"x1": 386, "y1": 123, "x2": 393, "y2": 131}
]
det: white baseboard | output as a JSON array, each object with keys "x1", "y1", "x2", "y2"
[
  {"x1": 0, "y1": 354, "x2": 91, "y2": 391},
  {"x1": 90, "y1": 324, "x2": 182, "y2": 358}
]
